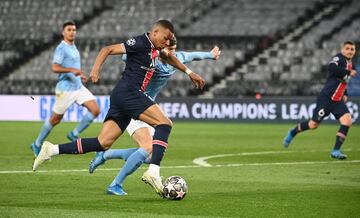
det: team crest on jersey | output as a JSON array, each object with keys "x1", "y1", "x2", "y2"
[{"x1": 127, "y1": 38, "x2": 136, "y2": 46}]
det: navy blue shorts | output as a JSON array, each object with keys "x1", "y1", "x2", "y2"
[
  {"x1": 312, "y1": 96, "x2": 349, "y2": 123},
  {"x1": 104, "y1": 83, "x2": 155, "y2": 132}
]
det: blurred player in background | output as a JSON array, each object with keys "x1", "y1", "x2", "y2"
[
  {"x1": 32, "y1": 20, "x2": 205, "y2": 197},
  {"x1": 284, "y1": 41, "x2": 357, "y2": 159},
  {"x1": 30, "y1": 21, "x2": 100, "y2": 157},
  {"x1": 88, "y1": 38, "x2": 221, "y2": 195}
]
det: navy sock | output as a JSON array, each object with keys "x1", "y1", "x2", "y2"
[
  {"x1": 290, "y1": 121, "x2": 310, "y2": 136},
  {"x1": 151, "y1": 124, "x2": 172, "y2": 166},
  {"x1": 59, "y1": 138, "x2": 104, "y2": 154},
  {"x1": 333, "y1": 125, "x2": 349, "y2": 151}
]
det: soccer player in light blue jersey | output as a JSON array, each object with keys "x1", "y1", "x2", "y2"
[
  {"x1": 88, "y1": 38, "x2": 221, "y2": 195},
  {"x1": 30, "y1": 21, "x2": 100, "y2": 157}
]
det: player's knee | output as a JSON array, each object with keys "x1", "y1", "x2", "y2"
[
  {"x1": 49, "y1": 117, "x2": 61, "y2": 126},
  {"x1": 341, "y1": 119, "x2": 352, "y2": 127},
  {"x1": 163, "y1": 118, "x2": 173, "y2": 127},
  {"x1": 340, "y1": 114, "x2": 352, "y2": 127},
  {"x1": 309, "y1": 121, "x2": 319, "y2": 129},
  {"x1": 92, "y1": 108, "x2": 100, "y2": 117}
]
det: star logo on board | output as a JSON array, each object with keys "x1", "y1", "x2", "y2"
[{"x1": 126, "y1": 38, "x2": 136, "y2": 46}]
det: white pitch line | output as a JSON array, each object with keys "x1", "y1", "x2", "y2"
[
  {"x1": 193, "y1": 151, "x2": 292, "y2": 167},
  {"x1": 1, "y1": 160, "x2": 360, "y2": 174},
  {"x1": 212, "y1": 160, "x2": 360, "y2": 167},
  {"x1": 192, "y1": 148, "x2": 360, "y2": 167},
  {"x1": 0, "y1": 166, "x2": 201, "y2": 174}
]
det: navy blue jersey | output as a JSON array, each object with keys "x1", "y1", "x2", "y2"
[
  {"x1": 121, "y1": 33, "x2": 159, "y2": 91},
  {"x1": 319, "y1": 53, "x2": 352, "y2": 101}
]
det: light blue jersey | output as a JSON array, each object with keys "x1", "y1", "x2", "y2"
[
  {"x1": 52, "y1": 41, "x2": 82, "y2": 92},
  {"x1": 122, "y1": 51, "x2": 213, "y2": 100}
]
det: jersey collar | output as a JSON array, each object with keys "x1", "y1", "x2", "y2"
[
  {"x1": 145, "y1": 33, "x2": 155, "y2": 49},
  {"x1": 61, "y1": 40, "x2": 75, "y2": 46}
]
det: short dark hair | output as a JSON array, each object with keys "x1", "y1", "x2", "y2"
[
  {"x1": 63, "y1": 21, "x2": 76, "y2": 29},
  {"x1": 343, "y1": 40, "x2": 355, "y2": 47},
  {"x1": 153, "y1": 20, "x2": 174, "y2": 33}
]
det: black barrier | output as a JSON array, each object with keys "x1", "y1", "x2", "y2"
[{"x1": 155, "y1": 97, "x2": 360, "y2": 124}]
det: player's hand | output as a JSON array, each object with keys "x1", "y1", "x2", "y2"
[
  {"x1": 80, "y1": 73, "x2": 88, "y2": 84},
  {"x1": 350, "y1": 69, "x2": 357, "y2": 77},
  {"x1": 189, "y1": 72, "x2": 205, "y2": 90},
  {"x1": 211, "y1": 46, "x2": 221, "y2": 60},
  {"x1": 90, "y1": 69, "x2": 100, "y2": 84},
  {"x1": 73, "y1": 69, "x2": 84, "y2": 76},
  {"x1": 343, "y1": 95, "x2": 348, "y2": 102}
]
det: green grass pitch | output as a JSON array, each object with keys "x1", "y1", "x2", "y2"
[{"x1": 0, "y1": 121, "x2": 359, "y2": 217}]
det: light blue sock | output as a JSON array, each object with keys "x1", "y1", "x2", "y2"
[
  {"x1": 110, "y1": 148, "x2": 149, "y2": 187},
  {"x1": 104, "y1": 148, "x2": 138, "y2": 160},
  {"x1": 144, "y1": 157, "x2": 151, "y2": 164},
  {"x1": 72, "y1": 112, "x2": 94, "y2": 136},
  {"x1": 35, "y1": 120, "x2": 53, "y2": 147}
]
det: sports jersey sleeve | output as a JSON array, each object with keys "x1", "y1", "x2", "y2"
[
  {"x1": 124, "y1": 36, "x2": 143, "y2": 54},
  {"x1": 175, "y1": 51, "x2": 213, "y2": 64},
  {"x1": 52, "y1": 46, "x2": 64, "y2": 64},
  {"x1": 328, "y1": 55, "x2": 350, "y2": 79}
]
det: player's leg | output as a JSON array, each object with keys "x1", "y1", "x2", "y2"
[
  {"x1": 105, "y1": 120, "x2": 153, "y2": 160},
  {"x1": 104, "y1": 122, "x2": 153, "y2": 161},
  {"x1": 330, "y1": 102, "x2": 351, "y2": 160},
  {"x1": 284, "y1": 97, "x2": 326, "y2": 147},
  {"x1": 89, "y1": 120, "x2": 152, "y2": 173},
  {"x1": 284, "y1": 120, "x2": 319, "y2": 147},
  {"x1": 131, "y1": 127, "x2": 153, "y2": 163},
  {"x1": 31, "y1": 113, "x2": 63, "y2": 157},
  {"x1": 103, "y1": 121, "x2": 153, "y2": 195},
  {"x1": 107, "y1": 146, "x2": 149, "y2": 196},
  {"x1": 106, "y1": 126, "x2": 154, "y2": 195},
  {"x1": 30, "y1": 91, "x2": 72, "y2": 157},
  {"x1": 67, "y1": 88, "x2": 100, "y2": 141},
  {"x1": 32, "y1": 119, "x2": 123, "y2": 171},
  {"x1": 139, "y1": 104, "x2": 173, "y2": 196}
]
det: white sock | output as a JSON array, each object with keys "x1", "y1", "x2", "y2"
[
  {"x1": 148, "y1": 164, "x2": 160, "y2": 176},
  {"x1": 49, "y1": 144, "x2": 59, "y2": 156}
]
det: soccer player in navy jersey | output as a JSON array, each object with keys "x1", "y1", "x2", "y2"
[
  {"x1": 32, "y1": 20, "x2": 205, "y2": 196},
  {"x1": 284, "y1": 41, "x2": 357, "y2": 159},
  {"x1": 30, "y1": 21, "x2": 100, "y2": 157},
  {"x1": 87, "y1": 39, "x2": 221, "y2": 195}
]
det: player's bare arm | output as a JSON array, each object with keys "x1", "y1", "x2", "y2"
[
  {"x1": 52, "y1": 63, "x2": 88, "y2": 83},
  {"x1": 52, "y1": 63, "x2": 82, "y2": 75},
  {"x1": 160, "y1": 50, "x2": 205, "y2": 90},
  {"x1": 90, "y1": 43, "x2": 126, "y2": 83}
]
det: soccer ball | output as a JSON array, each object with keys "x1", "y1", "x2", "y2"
[{"x1": 163, "y1": 176, "x2": 188, "y2": 200}]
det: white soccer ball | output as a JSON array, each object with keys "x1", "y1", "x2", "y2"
[{"x1": 163, "y1": 176, "x2": 188, "y2": 200}]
